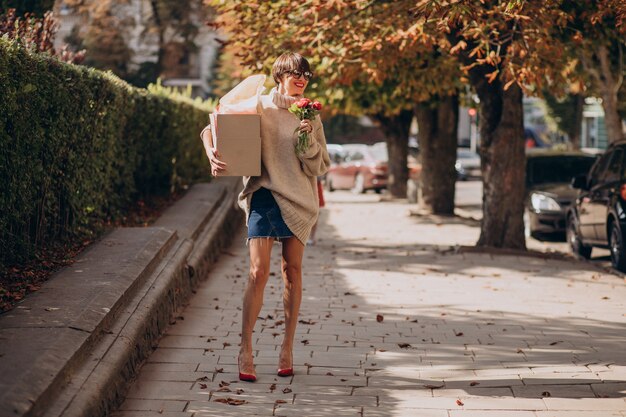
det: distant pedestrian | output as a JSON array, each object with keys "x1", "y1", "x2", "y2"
[{"x1": 206, "y1": 52, "x2": 330, "y2": 382}]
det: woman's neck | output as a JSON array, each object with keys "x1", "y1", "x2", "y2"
[{"x1": 278, "y1": 83, "x2": 299, "y2": 97}]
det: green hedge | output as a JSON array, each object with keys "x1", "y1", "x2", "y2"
[{"x1": 0, "y1": 38, "x2": 214, "y2": 269}]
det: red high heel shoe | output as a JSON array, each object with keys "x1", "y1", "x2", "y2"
[
  {"x1": 238, "y1": 355, "x2": 257, "y2": 382},
  {"x1": 239, "y1": 368, "x2": 257, "y2": 382},
  {"x1": 277, "y1": 351, "x2": 293, "y2": 377}
]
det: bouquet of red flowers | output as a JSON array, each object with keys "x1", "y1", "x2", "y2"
[{"x1": 289, "y1": 98, "x2": 322, "y2": 155}]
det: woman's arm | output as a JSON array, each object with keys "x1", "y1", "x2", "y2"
[
  {"x1": 297, "y1": 116, "x2": 331, "y2": 177},
  {"x1": 200, "y1": 122, "x2": 227, "y2": 175}
]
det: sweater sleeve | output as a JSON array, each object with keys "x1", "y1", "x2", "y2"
[{"x1": 297, "y1": 116, "x2": 331, "y2": 177}]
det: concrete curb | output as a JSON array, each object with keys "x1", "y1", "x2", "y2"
[{"x1": 0, "y1": 177, "x2": 243, "y2": 417}]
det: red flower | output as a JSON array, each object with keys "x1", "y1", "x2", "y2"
[
  {"x1": 312, "y1": 101, "x2": 322, "y2": 111},
  {"x1": 296, "y1": 98, "x2": 311, "y2": 108}
]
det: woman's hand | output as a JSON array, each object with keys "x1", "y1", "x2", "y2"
[
  {"x1": 299, "y1": 119, "x2": 313, "y2": 134},
  {"x1": 208, "y1": 147, "x2": 227, "y2": 176}
]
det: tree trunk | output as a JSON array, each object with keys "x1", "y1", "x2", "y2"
[
  {"x1": 469, "y1": 69, "x2": 526, "y2": 249},
  {"x1": 415, "y1": 94, "x2": 459, "y2": 215},
  {"x1": 149, "y1": 0, "x2": 166, "y2": 76},
  {"x1": 370, "y1": 110, "x2": 413, "y2": 198},
  {"x1": 581, "y1": 44, "x2": 625, "y2": 143},
  {"x1": 569, "y1": 93, "x2": 584, "y2": 150},
  {"x1": 601, "y1": 89, "x2": 625, "y2": 143}
]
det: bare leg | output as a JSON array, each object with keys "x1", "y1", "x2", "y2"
[
  {"x1": 279, "y1": 237, "x2": 305, "y2": 370},
  {"x1": 240, "y1": 238, "x2": 274, "y2": 376}
]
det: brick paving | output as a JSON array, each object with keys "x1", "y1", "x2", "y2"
[{"x1": 112, "y1": 191, "x2": 626, "y2": 417}]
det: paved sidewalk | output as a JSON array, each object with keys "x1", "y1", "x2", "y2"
[{"x1": 113, "y1": 191, "x2": 626, "y2": 417}]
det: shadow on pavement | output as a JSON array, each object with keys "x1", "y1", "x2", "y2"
[{"x1": 288, "y1": 199, "x2": 626, "y2": 416}]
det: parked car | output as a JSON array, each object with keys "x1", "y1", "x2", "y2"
[
  {"x1": 456, "y1": 149, "x2": 481, "y2": 180},
  {"x1": 525, "y1": 151, "x2": 596, "y2": 239},
  {"x1": 370, "y1": 141, "x2": 423, "y2": 201},
  {"x1": 325, "y1": 144, "x2": 388, "y2": 193},
  {"x1": 326, "y1": 144, "x2": 345, "y2": 165},
  {"x1": 370, "y1": 141, "x2": 422, "y2": 181},
  {"x1": 567, "y1": 142, "x2": 626, "y2": 271}
]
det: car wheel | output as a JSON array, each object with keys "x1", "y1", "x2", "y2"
[
  {"x1": 609, "y1": 221, "x2": 626, "y2": 272},
  {"x1": 567, "y1": 214, "x2": 592, "y2": 259},
  {"x1": 352, "y1": 173, "x2": 365, "y2": 194}
]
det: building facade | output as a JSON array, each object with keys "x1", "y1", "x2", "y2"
[{"x1": 53, "y1": 0, "x2": 219, "y2": 97}]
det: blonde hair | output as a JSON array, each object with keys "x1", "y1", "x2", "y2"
[{"x1": 271, "y1": 52, "x2": 312, "y2": 84}]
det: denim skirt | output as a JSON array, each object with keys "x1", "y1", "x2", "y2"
[{"x1": 247, "y1": 187, "x2": 294, "y2": 240}]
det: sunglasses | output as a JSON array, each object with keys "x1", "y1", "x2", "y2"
[{"x1": 284, "y1": 70, "x2": 313, "y2": 81}]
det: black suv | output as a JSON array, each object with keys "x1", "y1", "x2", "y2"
[{"x1": 567, "y1": 142, "x2": 626, "y2": 271}]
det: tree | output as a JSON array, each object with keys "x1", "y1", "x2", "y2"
[
  {"x1": 412, "y1": 1, "x2": 590, "y2": 248},
  {"x1": 415, "y1": 95, "x2": 459, "y2": 214},
  {"x1": 564, "y1": 1, "x2": 626, "y2": 143},
  {"x1": 208, "y1": 1, "x2": 461, "y2": 204},
  {"x1": 63, "y1": 0, "x2": 133, "y2": 77},
  {"x1": 64, "y1": 0, "x2": 208, "y2": 84},
  {"x1": 544, "y1": 90, "x2": 585, "y2": 149},
  {"x1": 81, "y1": 1, "x2": 133, "y2": 77},
  {"x1": 146, "y1": 0, "x2": 208, "y2": 79}
]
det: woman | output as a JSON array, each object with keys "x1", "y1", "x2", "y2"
[{"x1": 205, "y1": 52, "x2": 330, "y2": 382}]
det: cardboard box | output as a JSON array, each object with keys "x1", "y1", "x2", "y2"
[{"x1": 209, "y1": 113, "x2": 261, "y2": 177}]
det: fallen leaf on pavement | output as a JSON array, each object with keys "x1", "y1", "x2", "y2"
[
  {"x1": 298, "y1": 319, "x2": 316, "y2": 325},
  {"x1": 197, "y1": 376, "x2": 209, "y2": 381},
  {"x1": 283, "y1": 388, "x2": 292, "y2": 393},
  {"x1": 214, "y1": 398, "x2": 247, "y2": 406},
  {"x1": 469, "y1": 381, "x2": 479, "y2": 386},
  {"x1": 376, "y1": 314, "x2": 384, "y2": 323},
  {"x1": 269, "y1": 383, "x2": 277, "y2": 392},
  {"x1": 424, "y1": 384, "x2": 443, "y2": 389},
  {"x1": 456, "y1": 399, "x2": 464, "y2": 406},
  {"x1": 215, "y1": 367, "x2": 224, "y2": 373},
  {"x1": 326, "y1": 372, "x2": 334, "y2": 376},
  {"x1": 219, "y1": 381, "x2": 230, "y2": 387},
  {"x1": 275, "y1": 400, "x2": 287, "y2": 404},
  {"x1": 398, "y1": 343, "x2": 412, "y2": 349},
  {"x1": 199, "y1": 383, "x2": 207, "y2": 389},
  {"x1": 542, "y1": 391, "x2": 551, "y2": 397}
]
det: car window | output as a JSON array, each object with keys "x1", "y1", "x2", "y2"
[
  {"x1": 526, "y1": 156, "x2": 596, "y2": 186},
  {"x1": 603, "y1": 149, "x2": 623, "y2": 183},
  {"x1": 588, "y1": 151, "x2": 612, "y2": 187}
]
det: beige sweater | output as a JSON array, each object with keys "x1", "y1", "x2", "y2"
[{"x1": 238, "y1": 88, "x2": 331, "y2": 244}]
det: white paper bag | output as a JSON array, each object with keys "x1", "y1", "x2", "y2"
[{"x1": 218, "y1": 74, "x2": 266, "y2": 114}]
